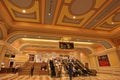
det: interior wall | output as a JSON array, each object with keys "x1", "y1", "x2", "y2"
[
  {"x1": 0, "y1": 45, "x2": 3, "y2": 62},
  {"x1": 0, "y1": 42, "x2": 17, "y2": 68},
  {"x1": 0, "y1": 45, "x2": 7, "y2": 68},
  {"x1": 95, "y1": 49, "x2": 120, "y2": 68},
  {"x1": 89, "y1": 56, "x2": 98, "y2": 69},
  {"x1": 2, "y1": 57, "x2": 9, "y2": 67},
  {"x1": 108, "y1": 51, "x2": 120, "y2": 67},
  {"x1": 92, "y1": 48, "x2": 120, "y2": 74},
  {"x1": 73, "y1": 50, "x2": 80, "y2": 61},
  {"x1": 14, "y1": 54, "x2": 29, "y2": 62},
  {"x1": 116, "y1": 50, "x2": 120, "y2": 61},
  {"x1": 79, "y1": 51, "x2": 90, "y2": 67}
]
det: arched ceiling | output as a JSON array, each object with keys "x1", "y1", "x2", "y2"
[{"x1": 0, "y1": 0, "x2": 119, "y2": 53}]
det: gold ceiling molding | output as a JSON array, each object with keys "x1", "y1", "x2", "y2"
[
  {"x1": 0, "y1": 0, "x2": 120, "y2": 55},
  {"x1": 2, "y1": 0, "x2": 40, "y2": 22},
  {"x1": 15, "y1": 39, "x2": 94, "y2": 51},
  {"x1": 57, "y1": 0, "x2": 108, "y2": 27},
  {"x1": 112, "y1": 38, "x2": 120, "y2": 47},
  {"x1": 60, "y1": 37, "x2": 72, "y2": 42},
  {"x1": 19, "y1": 44, "x2": 58, "y2": 51},
  {"x1": 0, "y1": 0, "x2": 120, "y2": 38},
  {"x1": 5, "y1": 31, "x2": 114, "y2": 49},
  {"x1": 3, "y1": 21, "x2": 120, "y2": 38},
  {"x1": 94, "y1": 7, "x2": 120, "y2": 31},
  {"x1": 22, "y1": 48, "x2": 75, "y2": 53},
  {"x1": 5, "y1": 31, "x2": 62, "y2": 43},
  {"x1": 19, "y1": 44, "x2": 96, "y2": 55},
  {"x1": 5, "y1": 31, "x2": 112, "y2": 43}
]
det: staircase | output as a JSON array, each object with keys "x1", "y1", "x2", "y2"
[
  {"x1": 18, "y1": 62, "x2": 34, "y2": 75},
  {"x1": 33, "y1": 63, "x2": 41, "y2": 75},
  {"x1": 34, "y1": 62, "x2": 49, "y2": 75},
  {"x1": 18, "y1": 62, "x2": 49, "y2": 75}
]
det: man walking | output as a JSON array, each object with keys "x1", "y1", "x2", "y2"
[
  {"x1": 68, "y1": 64, "x2": 73, "y2": 80},
  {"x1": 30, "y1": 65, "x2": 34, "y2": 76}
]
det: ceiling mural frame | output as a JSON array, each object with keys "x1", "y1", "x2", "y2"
[{"x1": 1, "y1": 0, "x2": 41, "y2": 22}]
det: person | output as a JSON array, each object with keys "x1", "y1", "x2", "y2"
[
  {"x1": 14, "y1": 65, "x2": 19, "y2": 74},
  {"x1": 30, "y1": 65, "x2": 34, "y2": 76},
  {"x1": 55, "y1": 66, "x2": 59, "y2": 77},
  {"x1": 68, "y1": 64, "x2": 73, "y2": 80}
]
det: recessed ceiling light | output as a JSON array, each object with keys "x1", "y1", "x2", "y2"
[
  {"x1": 112, "y1": 22, "x2": 114, "y2": 24},
  {"x1": 73, "y1": 16, "x2": 76, "y2": 19},
  {"x1": 22, "y1": 10, "x2": 26, "y2": 13},
  {"x1": 48, "y1": 13, "x2": 51, "y2": 15}
]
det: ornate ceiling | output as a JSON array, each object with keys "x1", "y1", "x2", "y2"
[{"x1": 0, "y1": 0, "x2": 120, "y2": 53}]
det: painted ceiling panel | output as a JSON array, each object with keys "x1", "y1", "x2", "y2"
[
  {"x1": 44, "y1": 0, "x2": 57, "y2": 24},
  {"x1": 9, "y1": 0, "x2": 34, "y2": 8},
  {"x1": 85, "y1": 0, "x2": 120, "y2": 29},
  {"x1": 0, "y1": 0, "x2": 119, "y2": 32},
  {"x1": 56, "y1": 0, "x2": 107, "y2": 27},
  {"x1": 94, "y1": 9, "x2": 120, "y2": 31},
  {"x1": 2, "y1": 0, "x2": 40, "y2": 22}
]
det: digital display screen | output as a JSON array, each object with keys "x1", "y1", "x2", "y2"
[{"x1": 59, "y1": 42, "x2": 74, "y2": 49}]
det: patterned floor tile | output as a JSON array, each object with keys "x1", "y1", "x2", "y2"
[{"x1": 0, "y1": 73, "x2": 120, "y2": 80}]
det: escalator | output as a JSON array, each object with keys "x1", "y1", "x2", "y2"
[
  {"x1": 62, "y1": 59, "x2": 84, "y2": 76},
  {"x1": 75, "y1": 59, "x2": 97, "y2": 76},
  {"x1": 72, "y1": 60, "x2": 89, "y2": 76},
  {"x1": 49, "y1": 58, "x2": 97, "y2": 77}
]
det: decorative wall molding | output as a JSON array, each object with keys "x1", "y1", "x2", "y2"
[
  {"x1": 0, "y1": 41, "x2": 20, "y2": 54},
  {"x1": 0, "y1": 21, "x2": 8, "y2": 40},
  {"x1": 90, "y1": 47, "x2": 116, "y2": 56}
]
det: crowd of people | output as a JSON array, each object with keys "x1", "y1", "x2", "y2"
[
  {"x1": 49, "y1": 56, "x2": 85, "y2": 80},
  {"x1": 22, "y1": 56, "x2": 96, "y2": 80}
]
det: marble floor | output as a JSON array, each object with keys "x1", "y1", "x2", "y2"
[{"x1": 0, "y1": 73, "x2": 120, "y2": 80}]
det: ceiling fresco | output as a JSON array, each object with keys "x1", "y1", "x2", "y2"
[{"x1": 0, "y1": 0, "x2": 119, "y2": 53}]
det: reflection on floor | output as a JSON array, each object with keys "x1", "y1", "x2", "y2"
[{"x1": 0, "y1": 73, "x2": 120, "y2": 80}]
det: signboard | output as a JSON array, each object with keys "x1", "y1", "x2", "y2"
[
  {"x1": 98, "y1": 55, "x2": 110, "y2": 66},
  {"x1": 59, "y1": 42, "x2": 74, "y2": 49}
]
